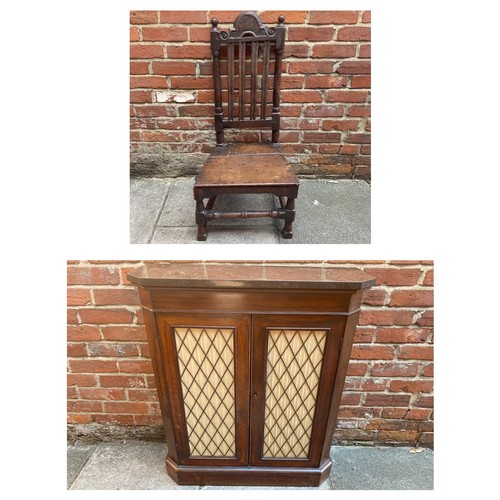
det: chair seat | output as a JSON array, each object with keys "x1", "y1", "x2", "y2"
[{"x1": 194, "y1": 143, "x2": 299, "y2": 189}]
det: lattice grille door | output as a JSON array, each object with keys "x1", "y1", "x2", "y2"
[
  {"x1": 174, "y1": 327, "x2": 236, "y2": 457},
  {"x1": 263, "y1": 329, "x2": 327, "y2": 458}
]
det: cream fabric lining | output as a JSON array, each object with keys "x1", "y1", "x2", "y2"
[
  {"x1": 174, "y1": 327, "x2": 236, "y2": 457},
  {"x1": 263, "y1": 329, "x2": 327, "y2": 458}
]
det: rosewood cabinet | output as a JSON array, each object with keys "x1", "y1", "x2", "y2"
[{"x1": 128, "y1": 263, "x2": 375, "y2": 486}]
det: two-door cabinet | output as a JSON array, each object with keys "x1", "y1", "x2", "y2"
[{"x1": 127, "y1": 263, "x2": 375, "y2": 486}]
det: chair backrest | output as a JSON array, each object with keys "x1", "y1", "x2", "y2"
[{"x1": 210, "y1": 12, "x2": 286, "y2": 146}]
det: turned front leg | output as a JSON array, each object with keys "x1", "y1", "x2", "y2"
[
  {"x1": 283, "y1": 197, "x2": 295, "y2": 239},
  {"x1": 195, "y1": 199, "x2": 208, "y2": 241}
]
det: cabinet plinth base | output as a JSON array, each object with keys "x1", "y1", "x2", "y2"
[{"x1": 165, "y1": 457, "x2": 332, "y2": 486}]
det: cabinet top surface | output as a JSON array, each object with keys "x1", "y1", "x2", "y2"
[{"x1": 127, "y1": 263, "x2": 375, "y2": 290}]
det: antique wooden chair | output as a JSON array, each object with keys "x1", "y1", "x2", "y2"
[{"x1": 193, "y1": 12, "x2": 299, "y2": 241}]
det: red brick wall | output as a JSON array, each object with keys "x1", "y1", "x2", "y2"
[
  {"x1": 67, "y1": 260, "x2": 433, "y2": 447},
  {"x1": 130, "y1": 11, "x2": 371, "y2": 179}
]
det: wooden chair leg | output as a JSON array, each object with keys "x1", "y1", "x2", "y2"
[
  {"x1": 283, "y1": 197, "x2": 295, "y2": 239},
  {"x1": 195, "y1": 199, "x2": 208, "y2": 241}
]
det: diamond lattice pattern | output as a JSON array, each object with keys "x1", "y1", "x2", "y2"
[
  {"x1": 174, "y1": 327, "x2": 236, "y2": 457},
  {"x1": 263, "y1": 329, "x2": 327, "y2": 458}
]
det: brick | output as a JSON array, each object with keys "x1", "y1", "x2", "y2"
[
  {"x1": 67, "y1": 266, "x2": 120, "y2": 285},
  {"x1": 347, "y1": 105, "x2": 371, "y2": 117},
  {"x1": 142, "y1": 27, "x2": 187, "y2": 42},
  {"x1": 359, "y1": 44, "x2": 371, "y2": 58},
  {"x1": 422, "y1": 363, "x2": 434, "y2": 377},
  {"x1": 68, "y1": 400, "x2": 103, "y2": 413},
  {"x1": 281, "y1": 90, "x2": 322, "y2": 103},
  {"x1": 68, "y1": 343, "x2": 87, "y2": 357},
  {"x1": 309, "y1": 11, "x2": 359, "y2": 24},
  {"x1": 340, "y1": 393, "x2": 362, "y2": 405},
  {"x1": 365, "y1": 419, "x2": 419, "y2": 432},
  {"x1": 381, "y1": 408, "x2": 407, "y2": 419},
  {"x1": 337, "y1": 61, "x2": 371, "y2": 74},
  {"x1": 67, "y1": 325, "x2": 101, "y2": 341},
  {"x1": 339, "y1": 407, "x2": 380, "y2": 418},
  {"x1": 339, "y1": 144, "x2": 360, "y2": 154},
  {"x1": 68, "y1": 414, "x2": 91, "y2": 424},
  {"x1": 337, "y1": 26, "x2": 371, "y2": 41},
  {"x1": 377, "y1": 327, "x2": 431, "y2": 343},
  {"x1": 405, "y1": 409, "x2": 432, "y2": 421},
  {"x1": 305, "y1": 105, "x2": 344, "y2": 117},
  {"x1": 87, "y1": 342, "x2": 139, "y2": 357},
  {"x1": 423, "y1": 269, "x2": 434, "y2": 286},
  {"x1": 190, "y1": 26, "x2": 211, "y2": 42},
  {"x1": 118, "y1": 360, "x2": 153, "y2": 373},
  {"x1": 362, "y1": 11, "x2": 371, "y2": 23},
  {"x1": 345, "y1": 377, "x2": 387, "y2": 392},
  {"x1": 130, "y1": 76, "x2": 167, "y2": 89},
  {"x1": 130, "y1": 11, "x2": 158, "y2": 25},
  {"x1": 346, "y1": 133, "x2": 370, "y2": 144},
  {"x1": 79, "y1": 388, "x2": 125, "y2": 400},
  {"x1": 69, "y1": 359, "x2": 118, "y2": 374},
  {"x1": 141, "y1": 131, "x2": 172, "y2": 142},
  {"x1": 135, "y1": 414, "x2": 163, "y2": 425},
  {"x1": 371, "y1": 362, "x2": 420, "y2": 377},
  {"x1": 130, "y1": 27, "x2": 140, "y2": 42},
  {"x1": 102, "y1": 326, "x2": 147, "y2": 341},
  {"x1": 160, "y1": 11, "x2": 207, "y2": 23},
  {"x1": 104, "y1": 401, "x2": 149, "y2": 414},
  {"x1": 78, "y1": 308, "x2": 134, "y2": 325},
  {"x1": 389, "y1": 380, "x2": 433, "y2": 393},
  {"x1": 353, "y1": 327, "x2": 375, "y2": 343},
  {"x1": 305, "y1": 75, "x2": 348, "y2": 89},
  {"x1": 178, "y1": 104, "x2": 213, "y2": 116},
  {"x1": 416, "y1": 310, "x2": 433, "y2": 326},
  {"x1": 327, "y1": 90, "x2": 368, "y2": 103},
  {"x1": 303, "y1": 132, "x2": 342, "y2": 143},
  {"x1": 151, "y1": 61, "x2": 196, "y2": 76},
  {"x1": 260, "y1": 11, "x2": 308, "y2": 24},
  {"x1": 284, "y1": 44, "x2": 309, "y2": 58},
  {"x1": 350, "y1": 345, "x2": 394, "y2": 360},
  {"x1": 399, "y1": 345, "x2": 434, "y2": 360},
  {"x1": 359, "y1": 309, "x2": 414, "y2": 326},
  {"x1": 167, "y1": 44, "x2": 211, "y2": 59},
  {"x1": 288, "y1": 26, "x2": 334, "y2": 41},
  {"x1": 130, "y1": 130, "x2": 140, "y2": 142},
  {"x1": 364, "y1": 394, "x2": 411, "y2": 407},
  {"x1": 311, "y1": 44, "x2": 356, "y2": 58},
  {"x1": 281, "y1": 105, "x2": 303, "y2": 117},
  {"x1": 367, "y1": 267, "x2": 421, "y2": 286},
  {"x1": 346, "y1": 362, "x2": 368, "y2": 376},
  {"x1": 351, "y1": 75, "x2": 371, "y2": 88},
  {"x1": 128, "y1": 389, "x2": 159, "y2": 402},
  {"x1": 68, "y1": 374, "x2": 97, "y2": 387},
  {"x1": 67, "y1": 309, "x2": 78, "y2": 324},
  {"x1": 130, "y1": 90, "x2": 152, "y2": 103},
  {"x1": 130, "y1": 44, "x2": 164, "y2": 59},
  {"x1": 279, "y1": 76, "x2": 306, "y2": 90},
  {"x1": 93, "y1": 288, "x2": 140, "y2": 306},
  {"x1": 318, "y1": 144, "x2": 342, "y2": 154},
  {"x1": 415, "y1": 395, "x2": 433, "y2": 408},
  {"x1": 130, "y1": 61, "x2": 149, "y2": 75},
  {"x1": 390, "y1": 290, "x2": 433, "y2": 307},
  {"x1": 67, "y1": 288, "x2": 91, "y2": 306},
  {"x1": 170, "y1": 76, "x2": 213, "y2": 90},
  {"x1": 288, "y1": 60, "x2": 333, "y2": 74},
  {"x1": 99, "y1": 375, "x2": 146, "y2": 388}
]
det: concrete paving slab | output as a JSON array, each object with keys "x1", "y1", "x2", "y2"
[
  {"x1": 68, "y1": 441, "x2": 432, "y2": 490},
  {"x1": 68, "y1": 441, "x2": 196, "y2": 490},
  {"x1": 281, "y1": 179, "x2": 371, "y2": 244},
  {"x1": 66, "y1": 442, "x2": 96, "y2": 489},
  {"x1": 156, "y1": 178, "x2": 194, "y2": 227},
  {"x1": 330, "y1": 446, "x2": 433, "y2": 490},
  {"x1": 130, "y1": 178, "x2": 170, "y2": 244}
]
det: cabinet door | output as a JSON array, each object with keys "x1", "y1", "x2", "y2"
[
  {"x1": 156, "y1": 313, "x2": 250, "y2": 466},
  {"x1": 249, "y1": 314, "x2": 345, "y2": 467}
]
